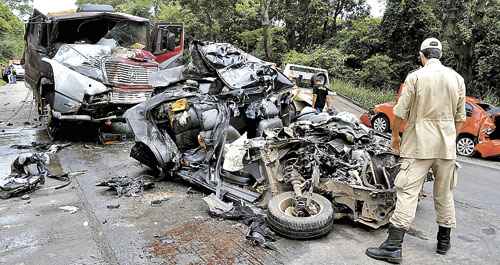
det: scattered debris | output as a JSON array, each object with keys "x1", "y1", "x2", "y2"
[
  {"x1": 155, "y1": 235, "x2": 176, "y2": 244},
  {"x1": 0, "y1": 153, "x2": 50, "y2": 199},
  {"x1": 203, "y1": 194, "x2": 276, "y2": 249},
  {"x1": 186, "y1": 187, "x2": 195, "y2": 194},
  {"x1": 83, "y1": 144, "x2": 104, "y2": 150},
  {"x1": 151, "y1": 198, "x2": 169, "y2": 207},
  {"x1": 21, "y1": 194, "x2": 30, "y2": 200},
  {"x1": 106, "y1": 203, "x2": 121, "y2": 209},
  {"x1": 96, "y1": 175, "x2": 155, "y2": 197},
  {"x1": 59, "y1": 205, "x2": 79, "y2": 214},
  {"x1": 0, "y1": 153, "x2": 73, "y2": 199},
  {"x1": 10, "y1": 142, "x2": 71, "y2": 153},
  {"x1": 83, "y1": 221, "x2": 89, "y2": 227}
]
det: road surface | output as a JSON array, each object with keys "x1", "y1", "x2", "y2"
[{"x1": 1, "y1": 82, "x2": 499, "y2": 265}]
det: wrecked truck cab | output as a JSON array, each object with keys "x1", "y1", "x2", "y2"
[{"x1": 23, "y1": 8, "x2": 184, "y2": 139}]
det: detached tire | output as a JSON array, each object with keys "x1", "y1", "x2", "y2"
[{"x1": 266, "y1": 192, "x2": 334, "y2": 240}]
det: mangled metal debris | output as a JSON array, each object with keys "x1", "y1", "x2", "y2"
[
  {"x1": 0, "y1": 153, "x2": 50, "y2": 199},
  {"x1": 96, "y1": 175, "x2": 155, "y2": 197},
  {"x1": 10, "y1": 142, "x2": 71, "y2": 153},
  {"x1": 123, "y1": 40, "x2": 414, "y2": 241},
  {"x1": 0, "y1": 153, "x2": 74, "y2": 199},
  {"x1": 203, "y1": 194, "x2": 276, "y2": 249}
]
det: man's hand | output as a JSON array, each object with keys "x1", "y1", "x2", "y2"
[
  {"x1": 391, "y1": 134, "x2": 401, "y2": 154},
  {"x1": 391, "y1": 116, "x2": 403, "y2": 154}
]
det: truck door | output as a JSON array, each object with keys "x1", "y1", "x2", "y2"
[{"x1": 151, "y1": 23, "x2": 184, "y2": 68}]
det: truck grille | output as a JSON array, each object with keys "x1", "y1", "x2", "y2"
[
  {"x1": 104, "y1": 61, "x2": 158, "y2": 86},
  {"x1": 110, "y1": 90, "x2": 151, "y2": 104}
]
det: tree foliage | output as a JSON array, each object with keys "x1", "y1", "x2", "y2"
[
  {"x1": 1, "y1": 0, "x2": 497, "y2": 100},
  {"x1": 0, "y1": 2, "x2": 24, "y2": 65}
]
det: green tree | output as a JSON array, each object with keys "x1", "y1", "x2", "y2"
[
  {"x1": 275, "y1": 0, "x2": 370, "y2": 51},
  {"x1": 4, "y1": 0, "x2": 33, "y2": 19},
  {"x1": 380, "y1": 0, "x2": 440, "y2": 82},
  {"x1": 360, "y1": 54, "x2": 397, "y2": 89},
  {"x1": 0, "y1": 2, "x2": 24, "y2": 65},
  {"x1": 333, "y1": 17, "x2": 383, "y2": 69}
]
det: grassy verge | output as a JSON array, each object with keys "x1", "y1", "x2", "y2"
[
  {"x1": 331, "y1": 80, "x2": 395, "y2": 109},
  {"x1": 331, "y1": 80, "x2": 500, "y2": 109}
]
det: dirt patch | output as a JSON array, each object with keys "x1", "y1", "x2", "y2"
[{"x1": 149, "y1": 219, "x2": 281, "y2": 265}]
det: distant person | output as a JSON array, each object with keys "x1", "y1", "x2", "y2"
[
  {"x1": 5, "y1": 66, "x2": 12, "y2": 84},
  {"x1": 365, "y1": 38, "x2": 466, "y2": 264},
  {"x1": 11, "y1": 66, "x2": 17, "y2": 84},
  {"x1": 311, "y1": 73, "x2": 328, "y2": 112}
]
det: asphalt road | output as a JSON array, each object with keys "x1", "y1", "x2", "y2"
[{"x1": 1, "y1": 82, "x2": 499, "y2": 265}]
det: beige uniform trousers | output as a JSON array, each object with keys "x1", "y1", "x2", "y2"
[{"x1": 389, "y1": 158, "x2": 458, "y2": 230}]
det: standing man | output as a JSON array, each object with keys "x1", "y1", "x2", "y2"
[
  {"x1": 311, "y1": 73, "x2": 328, "y2": 112},
  {"x1": 11, "y1": 66, "x2": 17, "y2": 84},
  {"x1": 5, "y1": 66, "x2": 12, "y2": 84},
  {"x1": 365, "y1": 38, "x2": 466, "y2": 264}
]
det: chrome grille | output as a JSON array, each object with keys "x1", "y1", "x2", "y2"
[
  {"x1": 110, "y1": 91, "x2": 151, "y2": 104},
  {"x1": 104, "y1": 61, "x2": 158, "y2": 86}
]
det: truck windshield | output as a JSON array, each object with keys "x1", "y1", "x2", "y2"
[{"x1": 103, "y1": 21, "x2": 148, "y2": 48}]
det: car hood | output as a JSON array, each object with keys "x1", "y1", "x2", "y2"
[{"x1": 188, "y1": 41, "x2": 294, "y2": 93}]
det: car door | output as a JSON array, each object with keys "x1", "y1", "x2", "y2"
[
  {"x1": 150, "y1": 23, "x2": 184, "y2": 68},
  {"x1": 24, "y1": 9, "x2": 51, "y2": 91}
]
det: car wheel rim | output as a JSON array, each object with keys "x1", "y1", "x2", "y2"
[
  {"x1": 457, "y1": 138, "x2": 475, "y2": 156},
  {"x1": 373, "y1": 117, "x2": 387, "y2": 132},
  {"x1": 280, "y1": 197, "x2": 321, "y2": 217}
]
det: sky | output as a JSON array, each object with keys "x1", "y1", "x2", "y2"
[{"x1": 33, "y1": 0, "x2": 386, "y2": 17}]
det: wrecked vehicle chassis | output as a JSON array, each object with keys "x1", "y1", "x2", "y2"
[
  {"x1": 125, "y1": 41, "x2": 402, "y2": 239},
  {"x1": 256, "y1": 118, "x2": 399, "y2": 239}
]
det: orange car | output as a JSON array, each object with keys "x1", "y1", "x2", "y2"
[{"x1": 360, "y1": 89, "x2": 500, "y2": 158}]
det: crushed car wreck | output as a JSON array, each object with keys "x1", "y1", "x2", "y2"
[
  {"x1": 23, "y1": 6, "x2": 184, "y2": 139},
  {"x1": 125, "y1": 41, "x2": 408, "y2": 239}
]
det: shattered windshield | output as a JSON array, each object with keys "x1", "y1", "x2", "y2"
[{"x1": 102, "y1": 21, "x2": 148, "y2": 48}]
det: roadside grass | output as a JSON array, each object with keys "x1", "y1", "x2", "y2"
[
  {"x1": 331, "y1": 80, "x2": 395, "y2": 109},
  {"x1": 331, "y1": 80, "x2": 500, "y2": 108}
]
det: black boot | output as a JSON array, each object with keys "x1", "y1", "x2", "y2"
[
  {"x1": 366, "y1": 225, "x2": 405, "y2": 264},
  {"x1": 436, "y1": 226, "x2": 451, "y2": 255}
]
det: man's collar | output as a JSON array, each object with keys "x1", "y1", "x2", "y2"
[{"x1": 425, "y1": 58, "x2": 442, "y2": 66}]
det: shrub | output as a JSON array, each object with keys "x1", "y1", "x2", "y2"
[
  {"x1": 359, "y1": 54, "x2": 398, "y2": 90},
  {"x1": 331, "y1": 80, "x2": 395, "y2": 109}
]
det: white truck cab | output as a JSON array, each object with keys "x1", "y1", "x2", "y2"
[{"x1": 283, "y1": 64, "x2": 335, "y2": 112}]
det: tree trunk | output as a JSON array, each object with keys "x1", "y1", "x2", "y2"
[{"x1": 261, "y1": 0, "x2": 272, "y2": 60}]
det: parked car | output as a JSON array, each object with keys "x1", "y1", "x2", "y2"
[
  {"x1": 283, "y1": 64, "x2": 336, "y2": 113},
  {"x1": 360, "y1": 86, "x2": 500, "y2": 158},
  {"x1": 10, "y1": 64, "x2": 25, "y2": 80},
  {"x1": 23, "y1": 5, "x2": 184, "y2": 139}
]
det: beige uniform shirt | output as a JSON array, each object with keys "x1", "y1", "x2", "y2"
[{"x1": 394, "y1": 59, "x2": 466, "y2": 159}]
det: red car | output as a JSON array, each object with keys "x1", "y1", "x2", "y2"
[{"x1": 360, "y1": 90, "x2": 500, "y2": 158}]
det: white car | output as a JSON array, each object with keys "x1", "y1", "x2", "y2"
[{"x1": 11, "y1": 64, "x2": 25, "y2": 80}]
